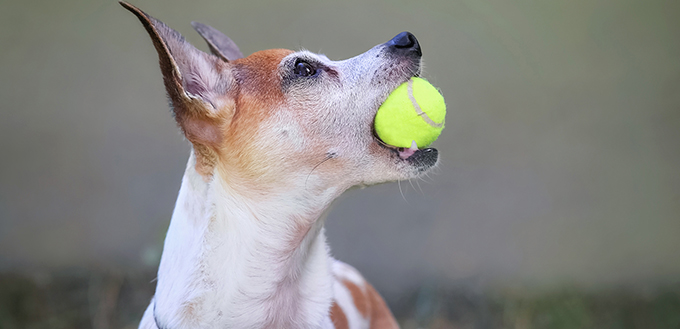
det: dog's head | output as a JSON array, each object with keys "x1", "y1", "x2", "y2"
[{"x1": 122, "y1": 2, "x2": 439, "y2": 198}]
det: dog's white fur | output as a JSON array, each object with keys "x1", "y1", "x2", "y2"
[
  {"x1": 122, "y1": 2, "x2": 437, "y2": 328},
  {"x1": 145, "y1": 153, "x2": 335, "y2": 328}
]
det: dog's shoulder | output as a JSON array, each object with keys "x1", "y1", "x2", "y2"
[{"x1": 330, "y1": 260, "x2": 400, "y2": 329}]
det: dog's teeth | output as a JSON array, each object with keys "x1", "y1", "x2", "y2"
[
  {"x1": 398, "y1": 140, "x2": 418, "y2": 160},
  {"x1": 409, "y1": 140, "x2": 418, "y2": 151}
]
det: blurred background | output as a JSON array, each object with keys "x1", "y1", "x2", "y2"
[{"x1": 1, "y1": 0, "x2": 679, "y2": 328}]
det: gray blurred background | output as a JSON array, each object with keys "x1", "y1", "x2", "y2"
[{"x1": 1, "y1": 0, "x2": 679, "y2": 328}]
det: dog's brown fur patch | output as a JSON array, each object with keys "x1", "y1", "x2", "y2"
[
  {"x1": 366, "y1": 283, "x2": 399, "y2": 329},
  {"x1": 330, "y1": 301, "x2": 349, "y2": 329},
  {"x1": 342, "y1": 279, "x2": 370, "y2": 318}
]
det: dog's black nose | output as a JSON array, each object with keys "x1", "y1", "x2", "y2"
[{"x1": 386, "y1": 31, "x2": 422, "y2": 56}]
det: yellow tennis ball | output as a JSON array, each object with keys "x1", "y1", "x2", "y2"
[{"x1": 375, "y1": 77, "x2": 446, "y2": 149}]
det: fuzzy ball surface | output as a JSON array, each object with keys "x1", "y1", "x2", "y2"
[{"x1": 374, "y1": 77, "x2": 446, "y2": 148}]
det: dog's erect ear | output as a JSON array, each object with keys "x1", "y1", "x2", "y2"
[
  {"x1": 120, "y1": 1, "x2": 235, "y2": 172},
  {"x1": 191, "y1": 22, "x2": 244, "y2": 62}
]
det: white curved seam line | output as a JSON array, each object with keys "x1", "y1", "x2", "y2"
[{"x1": 407, "y1": 79, "x2": 443, "y2": 128}]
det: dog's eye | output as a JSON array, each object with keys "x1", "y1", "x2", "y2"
[{"x1": 293, "y1": 60, "x2": 316, "y2": 77}]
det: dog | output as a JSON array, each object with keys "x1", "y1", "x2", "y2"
[{"x1": 120, "y1": 2, "x2": 439, "y2": 328}]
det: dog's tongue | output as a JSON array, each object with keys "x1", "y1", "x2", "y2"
[{"x1": 398, "y1": 140, "x2": 419, "y2": 160}]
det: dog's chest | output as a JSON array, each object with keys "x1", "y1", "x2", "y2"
[
  {"x1": 158, "y1": 242, "x2": 334, "y2": 328},
  {"x1": 153, "y1": 199, "x2": 335, "y2": 327}
]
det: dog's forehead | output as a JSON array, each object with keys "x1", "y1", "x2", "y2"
[{"x1": 282, "y1": 50, "x2": 332, "y2": 64}]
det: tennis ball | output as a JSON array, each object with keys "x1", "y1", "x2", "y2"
[{"x1": 374, "y1": 77, "x2": 446, "y2": 149}]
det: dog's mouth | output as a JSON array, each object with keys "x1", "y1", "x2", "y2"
[{"x1": 372, "y1": 129, "x2": 439, "y2": 169}]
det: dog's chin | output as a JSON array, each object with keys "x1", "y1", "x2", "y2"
[
  {"x1": 371, "y1": 134, "x2": 439, "y2": 181},
  {"x1": 404, "y1": 147, "x2": 439, "y2": 172}
]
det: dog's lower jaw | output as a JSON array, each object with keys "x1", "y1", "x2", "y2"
[{"x1": 147, "y1": 153, "x2": 337, "y2": 329}]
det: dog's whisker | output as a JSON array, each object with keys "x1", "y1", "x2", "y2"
[
  {"x1": 408, "y1": 178, "x2": 417, "y2": 191},
  {"x1": 415, "y1": 178, "x2": 424, "y2": 194},
  {"x1": 398, "y1": 179, "x2": 408, "y2": 202},
  {"x1": 305, "y1": 152, "x2": 336, "y2": 190}
]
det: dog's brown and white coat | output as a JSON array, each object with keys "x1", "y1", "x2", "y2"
[{"x1": 121, "y1": 2, "x2": 439, "y2": 328}]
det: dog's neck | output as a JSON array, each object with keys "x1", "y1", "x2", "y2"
[{"x1": 153, "y1": 154, "x2": 337, "y2": 328}]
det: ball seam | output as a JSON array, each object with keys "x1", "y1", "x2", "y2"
[{"x1": 407, "y1": 79, "x2": 443, "y2": 128}]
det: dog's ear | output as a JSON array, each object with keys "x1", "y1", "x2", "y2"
[
  {"x1": 121, "y1": 1, "x2": 235, "y2": 174},
  {"x1": 191, "y1": 22, "x2": 244, "y2": 62}
]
